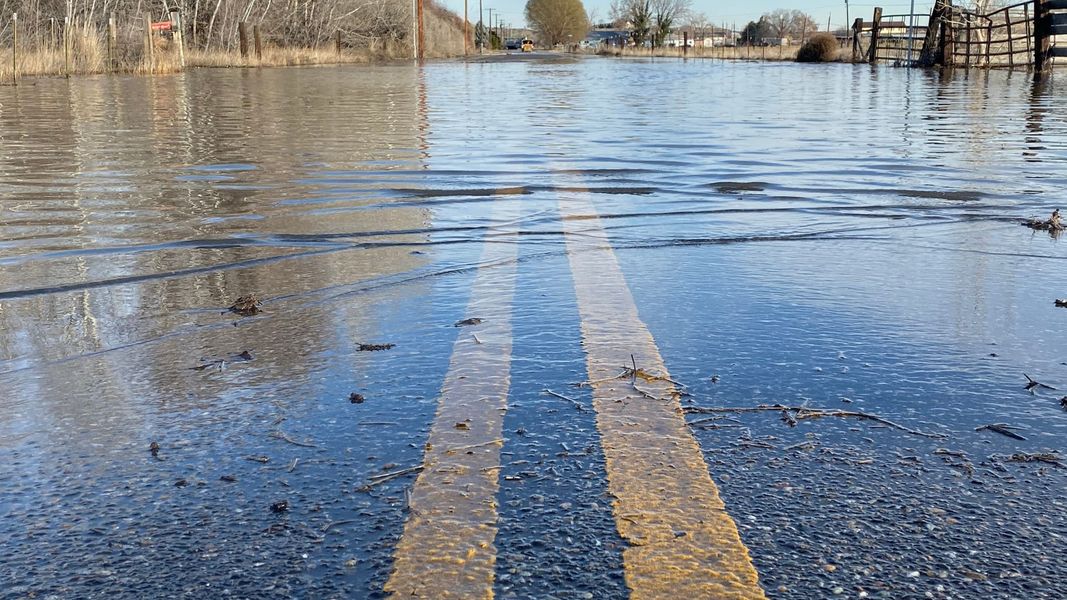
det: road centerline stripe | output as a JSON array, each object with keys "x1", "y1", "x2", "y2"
[
  {"x1": 384, "y1": 198, "x2": 519, "y2": 599},
  {"x1": 558, "y1": 189, "x2": 766, "y2": 599}
]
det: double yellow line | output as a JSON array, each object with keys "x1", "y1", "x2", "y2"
[
  {"x1": 384, "y1": 201, "x2": 519, "y2": 599},
  {"x1": 560, "y1": 191, "x2": 764, "y2": 599},
  {"x1": 385, "y1": 185, "x2": 764, "y2": 599}
]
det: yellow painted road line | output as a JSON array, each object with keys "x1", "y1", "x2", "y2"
[
  {"x1": 560, "y1": 191, "x2": 766, "y2": 599},
  {"x1": 384, "y1": 200, "x2": 519, "y2": 599}
]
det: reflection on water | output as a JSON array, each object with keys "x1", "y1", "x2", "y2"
[{"x1": 1, "y1": 59, "x2": 1066, "y2": 597}]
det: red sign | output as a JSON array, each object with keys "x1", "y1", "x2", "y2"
[{"x1": 151, "y1": 21, "x2": 172, "y2": 31}]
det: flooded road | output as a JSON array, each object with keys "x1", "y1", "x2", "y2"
[{"x1": 2, "y1": 57, "x2": 1067, "y2": 598}]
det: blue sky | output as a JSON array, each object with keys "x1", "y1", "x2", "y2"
[{"x1": 437, "y1": 1, "x2": 936, "y2": 32}]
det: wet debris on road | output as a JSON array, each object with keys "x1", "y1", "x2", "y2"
[
  {"x1": 684, "y1": 404, "x2": 946, "y2": 439},
  {"x1": 1024, "y1": 373, "x2": 1056, "y2": 393},
  {"x1": 356, "y1": 464, "x2": 424, "y2": 491},
  {"x1": 270, "y1": 430, "x2": 318, "y2": 448},
  {"x1": 1061, "y1": 396, "x2": 1067, "y2": 410},
  {"x1": 1056, "y1": 299, "x2": 1067, "y2": 308},
  {"x1": 712, "y1": 181, "x2": 767, "y2": 194},
  {"x1": 228, "y1": 294, "x2": 262, "y2": 316},
  {"x1": 572, "y1": 356, "x2": 690, "y2": 401},
  {"x1": 1023, "y1": 209, "x2": 1063, "y2": 233},
  {"x1": 149, "y1": 441, "x2": 161, "y2": 458},
  {"x1": 219, "y1": 474, "x2": 238, "y2": 482},
  {"x1": 975, "y1": 423, "x2": 1028, "y2": 440},
  {"x1": 270, "y1": 500, "x2": 289, "y2": 513},
  {"x1": 244, "y1": 455, "x2": 271, "y2": 463},
  {"x1": 191, "y1": 350, "x2": 255, "y2": 371},
  {"x1": 454, "y1": 317, "x2": 483, "y2": 327},
  {"x1": 992, "y1": 451, "x2": 1064, "y2": 467},
  {"x1": 349, "y1": 393, "x2": 365, "y2": 404},
  {"x1": 542, "y1": 389, "x2": 588, "y2": 413},
  {"x1": 357, "y1": 343, "x2": 395, "y2": 351}
]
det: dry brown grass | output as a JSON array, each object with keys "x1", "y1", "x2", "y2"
[
  {"x1": 0, "y1": 4, "x2": 467, "y2": 81},
  {"x1": 187, "y1": 47, "x2": 371, "y2": 69},
  {"x1": 0, "y1": 29, "x2": 187, "y2": 80},
  {"x1": 602, "y1": 44, "x2": 801, "y2": 62}
]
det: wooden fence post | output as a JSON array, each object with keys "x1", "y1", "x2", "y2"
[
  {"x1": 985, "y1": 19, "x2": 993, "y2": 65},
  {"x1": 919, "y1": 0, "x2": 951, "y2": 67},
  {"x1": 417, "y1": 0, "x2": 425, "y2": 60},
  {"x1": 852, "y1": 18, "x2": 864, "y2": 61},
  {"x1": 108, "y1": 15, "x2": 117, "y2": 71},
  {"x1": 11, "y1": 13, "x2": 17, "y2": 86},
  {"x1": 941, "y1": 1, "x2": 955, "y2": 66},
  {"x1": 238, "y1": 22, "x2": 249, "y2": 57},
  {"x1": 1035, "y1": 0, "x2": 1050, "y2": 76},
  {"x1": 1005, "y1": 9, "x2": 1014, "y2": 68},
  {"x1": 683, "y1": 31, "x2": 688, "y2": 56},
  {"x1": 965, "y1": 14, "x2": 972, "y2": 65},
  {"x1": 145, "y1": 13, "x2": 154, "y2": 73},
  {"x1": 336, "y1": 30, "x2": 342, "y2": 56},
  {"x1": 868, "y1": 7, "x2": 883, "y2": 63},
  {"x1": 171, "y1": 9, "x2": 185, "y2": 68},
  {"x1": 63, "y1": 16, "x2": 70, "y2": 77},
  {"x1": 253, "y1": 25, "x2": 262, "y2": 59}
]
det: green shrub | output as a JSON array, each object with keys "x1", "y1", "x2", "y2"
[{"x1": 796, "y1": 33, "x2": 839, "y2": 63}]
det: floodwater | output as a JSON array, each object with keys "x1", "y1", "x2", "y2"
[{"x1": 2, "y1": 57, "x2": 1067, "y2": 598}]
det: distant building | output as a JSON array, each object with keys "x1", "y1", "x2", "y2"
[
  {"x1": 673, "y1": 26, "x2": 739, "y2": 47},
  {"x1": 583, "y1": 29, "x2": 631, "y2": 48}
]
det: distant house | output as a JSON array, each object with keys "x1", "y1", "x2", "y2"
[
  {"x1": 699, "y1": 27, "x2": 740, "y2": 47},
  {"x1": 583, "y1": 29, "x2": 630, "y2": 48},
  {"x1": 859, "y1": 20, "x2": 910, "y2": 36},
  {"x1": 672, "y1": 26, "x2": 739, "y2": 47}
]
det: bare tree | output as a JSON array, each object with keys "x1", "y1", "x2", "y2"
[
  {"x1": 650, "y1": 0, "x2": 689, "y2": 47},
  {"x1": 760, "y1": 8, "x2": 817, "y2": 41},
  {"x1": 686, "y1": 11, "x2": 710, "y2": 44},
  {"x1": 610, "y1": 0, "x2": 651, "y2": 46},
  {"x1": 611, "y1": 0, "x2": 688, "y2": 47}
]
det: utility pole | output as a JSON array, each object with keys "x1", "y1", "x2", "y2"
[
  {"x1": 478, "y1": 0, "x2": 483, "y2": 52},
  {"x1": 464, "y1": 0, "x2": 469, "y2": 55},
  {"x1": 417, "y1": 0, "x2": 425, "y2": 60},
  {"x1": 906, "y1": 0, "x2": 916, "y2": 65},
  {"x1": 845, "y1": 0, "x2": 850, "y2": 48},
  {"x1": 486, "y1": 8, "x2": 494, "y2": 49},
  {"x1": 411, "y1": 0, "x2": 418, "y2": 59}
]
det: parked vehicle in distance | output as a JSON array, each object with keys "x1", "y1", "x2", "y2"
[{"x1": 506, "y1": 39, "x2": 521, "y2": 50}]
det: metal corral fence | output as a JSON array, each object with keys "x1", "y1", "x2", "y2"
[{"x1": 850, "y1": 0, "x2": 1065, "y2": 74}]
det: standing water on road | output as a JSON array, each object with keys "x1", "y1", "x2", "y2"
[{"x1": 2, "y1": 58, "x2": 1066, "y2": 599}]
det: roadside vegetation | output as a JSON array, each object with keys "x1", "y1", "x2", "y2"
[{"x1": 0, "y1": 0, "x2": 465, "y2": 80}]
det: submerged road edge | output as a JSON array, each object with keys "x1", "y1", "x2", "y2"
[
  {"x1": 559, "y1": 189, "x2": 767, "y2": 599},
  {"x1": 383, "y1": 199, "x2": 520, "y2": 599}
]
